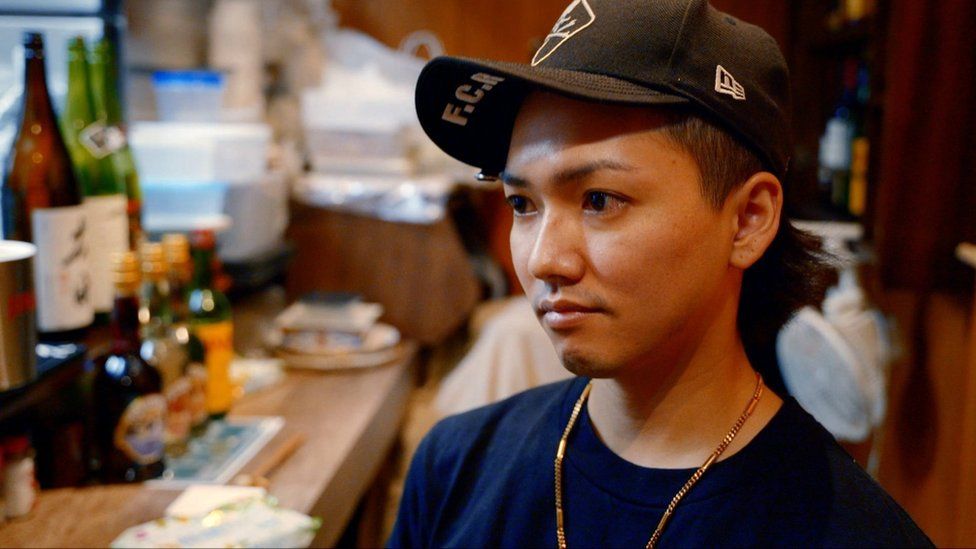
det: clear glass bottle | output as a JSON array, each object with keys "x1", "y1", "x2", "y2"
[
  {"x1": 163, "y1": 233, "x2": 209, "y2": 433},
  {"x1": 138, "y1": 242, "x2": 191, "y2": 451}
]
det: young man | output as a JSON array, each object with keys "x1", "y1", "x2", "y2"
[{"x1": 392, "y1": 0, "x2": 932, "y2": 546}]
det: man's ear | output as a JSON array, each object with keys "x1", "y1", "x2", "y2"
[{"x1": 728, "y1": 172, "x2": 782, "y2": 270}]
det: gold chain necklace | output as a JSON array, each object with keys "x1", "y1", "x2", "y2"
[{"x1": 554, "y1": 372, "x2": 764, "y2": 549}]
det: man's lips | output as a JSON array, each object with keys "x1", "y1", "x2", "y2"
[{"x1": 536, "y1": 299, "x2": 604, "y2": 330}]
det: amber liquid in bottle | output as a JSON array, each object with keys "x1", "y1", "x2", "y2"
[{"x1": 2, "y1": 32, "x2": 93, "y2": 342}]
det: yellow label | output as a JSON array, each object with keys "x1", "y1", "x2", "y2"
[{"x1": 193, "y1": 320, "x2": 234, "y2": 415}]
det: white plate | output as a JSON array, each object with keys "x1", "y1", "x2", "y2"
[{"x1": 275, "y1": 323, "x2": 402, "y2": 371}]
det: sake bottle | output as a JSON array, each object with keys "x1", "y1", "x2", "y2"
[
  {"x1": 63, "y1": 35, "x2": 129, "y2": 323},
  {"x1": 2, "y1": 32, "x2": 93, "y2": 342}
]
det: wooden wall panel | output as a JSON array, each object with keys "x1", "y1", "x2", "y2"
[
  {"x1": 333, "y1": 0, "x2": 787, "y2": 63},
  {"x1": 332, "y1": 0, "x2": 569, "y2": 62},
  {"x1": 873, "y1": 291, "x2": 971, "y2": 546}
]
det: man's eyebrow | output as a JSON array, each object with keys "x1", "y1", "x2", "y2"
[
  {"x1": 500, "y1": 159, "x2": 636, "y2": 188},
  {"x1": 500, "y1": 171, "x2": 529, "y2": 187}
]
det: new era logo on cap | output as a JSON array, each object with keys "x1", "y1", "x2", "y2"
[
  {"x1": 715, "y1": 65, "x2": 746, "y2": 100},
  {"x1": 532, "y1": 0, "x2": 596, "y2": 66}
]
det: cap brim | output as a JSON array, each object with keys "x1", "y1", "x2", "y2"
[{"x1": 415, "y1": 56, "x2": 689, "y2": 176}]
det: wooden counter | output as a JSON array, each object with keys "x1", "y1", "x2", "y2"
[{"x1": 0, "y1": 342, "x2": 417, "y2": 548}]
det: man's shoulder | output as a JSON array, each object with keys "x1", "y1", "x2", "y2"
[{"x1": 768, "y1": 399, "x2": 933, "y2": 546}]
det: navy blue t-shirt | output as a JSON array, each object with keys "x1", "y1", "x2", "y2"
[{"x1": 389, "y1": 377, "x2": 932, "y2": 548}]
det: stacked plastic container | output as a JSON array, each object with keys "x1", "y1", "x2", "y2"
[{"x1": 131, "y1": 70, "x2": 286, "y2": 262}]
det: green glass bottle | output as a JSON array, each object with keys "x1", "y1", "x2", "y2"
[
  {"x1": 63, "y1": 36, "x2": 129, "y2": 323},
  {"x1": 89, "y1": 38, "x2": 143, "y2": 249},
  {"x1": 188, "y1": 230, "x2": 234, "y2": 419}
]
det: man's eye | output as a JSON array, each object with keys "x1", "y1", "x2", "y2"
[
  {"x1": 506, "y1": 195, "x2": 534, "y2": 215},
  {"x1": 584, "y1": 191, "x2": 621, "y2": 212}
]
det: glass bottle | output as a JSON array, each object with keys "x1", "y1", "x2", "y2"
[
  {"x1": 162, "y1": 233, "x2": 208, "y2": 433},
  {"x1": 63, "y1": 35, "x2": 129, "y2": 323},
  {"x1": 2, "y1": 32, "x2": 93, "y2": 342},
  {"x1": 138, "y1": 242, "x2": 191, "y2": 451},
  {"x1": 188, "y1": 230, "x2": 234, "y2": 419},
  {"x1": 89, "y1": 38, "x2": 143, "y2": 249},
  {"x1": 847, "y1": 62, "x2": 871, "y2": 217},
  {"x1": 91, "y1": 251, "x2": 165, "y2": 483}
]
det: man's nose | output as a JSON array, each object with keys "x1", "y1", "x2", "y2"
[{"x1": 527, "y1": 211, "x2": 585, "y2": 286}]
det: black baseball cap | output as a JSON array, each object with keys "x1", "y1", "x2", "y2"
[{"x1": 414, "y1": 0, "x2": 792, "y2": 179}]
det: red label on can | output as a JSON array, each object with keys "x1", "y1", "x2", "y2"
[{"x1": 8, "y1": 291, "x2": 36, "y2": 320}]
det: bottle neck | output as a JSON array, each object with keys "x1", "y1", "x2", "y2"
[
  {"x1": 22, "y1": 53, "x2": 57, "y2": 133},
  {"x1": 89, "y1": 51, "x2": 122, "y2": 126},
  {"x1": 191, "y1": 247, "x2": 214, "y2": 289},
  {"x1": 168, "y1": 267, "x2": 190, "y2": 323},
  {"x1": 140, "y1": 276, "x2": 172, "y2": 332},
  {"x1": 65, "y1": 51, "x2": 93, "y2": 124},
  {"x1": 110, "y1": 291, "x2": 141, "y2": 353}
]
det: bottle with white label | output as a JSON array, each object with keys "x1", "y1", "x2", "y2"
[
  {"x1": 92, "y1": 251, "x2": 165, "y2": 483},
  {"x1": 62, "y1": 36, "x2": 129, "y2": 323},
  {"x1": 1, "y1": 32, "x2": 93, "y2": 342}
]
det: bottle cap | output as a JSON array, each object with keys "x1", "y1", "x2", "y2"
[
  {"x1": 162, "y1": 233, "x2": 190, "y2": 266},
  {"x1": 139, "y1": 242, "x2": 166, "y2": 278},
  {"x1": 190, "y1": 230, "x2": 216, "y2": 251},
  {"x1": 23, "y1": 32, "x2": 44, "y2": 58},
  {"x1": 112, "y1": 251, "x2": 141, "y2": 291}
]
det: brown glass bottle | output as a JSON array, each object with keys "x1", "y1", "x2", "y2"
[
  {"x1": 1, "y1": 32, "x2": 93, "y2": 342},
  {"x1": 91, "y1": 251, "x2": 165, "y2": 483}
]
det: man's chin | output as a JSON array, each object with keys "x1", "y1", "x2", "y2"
[{"x1": 560, "y1": 349, "x2": 620, "y2": 379}]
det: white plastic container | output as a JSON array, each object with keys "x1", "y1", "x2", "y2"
[
  {"x1": 152, "y1": 70, "x2": 225, "y2": 122},
  {"x1": 142, "y1": 180, "x2": 230, "y2": 235},
  {"x1": 130, "y1": 121, "x2": 271, "y2": 184},
  {"x1": 218, "y1": 170, "x2": 289, "y2": 262}
]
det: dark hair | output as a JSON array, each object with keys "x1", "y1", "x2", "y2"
[{"x1": 661, "y1": 112, "x2": 836, "y2": 392}]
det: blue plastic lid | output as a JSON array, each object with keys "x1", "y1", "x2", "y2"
[{"x1": 152, "y1": 70, "x2": 224, "y2": 87}]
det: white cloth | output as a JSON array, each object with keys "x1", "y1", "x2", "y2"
[{"x1": 435, "y1": 297, "x2": 570, "y2": 416}]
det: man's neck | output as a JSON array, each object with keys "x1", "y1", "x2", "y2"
[{"x1": 586, "y1": 337, "x2": 783, "y2": 470}]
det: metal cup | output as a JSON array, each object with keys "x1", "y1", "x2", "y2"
[{"x1": 0, "y1": 241, "x2": 37, "y2": 390}]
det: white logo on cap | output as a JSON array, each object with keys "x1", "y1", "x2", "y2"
[
  {"x1": 531, "y1": 0, "x2": 596, "y2": 67},
  {"x1": 715, "y1": 65, "x2": 746, "y2": 100}
]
